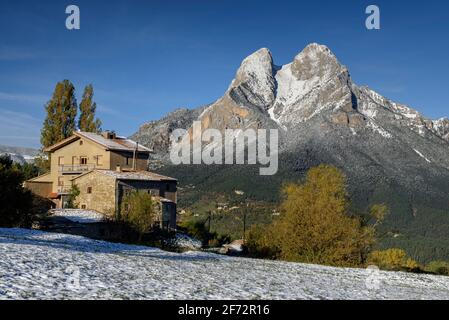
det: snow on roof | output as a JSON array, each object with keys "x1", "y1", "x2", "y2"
[
  {"x1": 76, "y1": 132, "x2": 151, "y2": 153},
  {"x1": 99, "y1": 170, "x2": 177, "y2": 181},
  {"x1": 44, "y1": 131, "x2": 151, "y2": 153},
  {"x1": 72, "y1": 169, "x2": 177, "y2": 182}
]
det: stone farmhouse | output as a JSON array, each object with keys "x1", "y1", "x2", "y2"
[{"x1": 25, "y1": 131, "x2": 177, "y2": 229}]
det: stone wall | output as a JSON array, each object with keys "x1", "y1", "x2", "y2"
[{"x1": 73, "y1": 171, "x2": 116, "y2": 217}]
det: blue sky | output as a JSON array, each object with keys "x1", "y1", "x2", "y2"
[{"x1": 0, "y1": 0, "x2": 448, "y2": 148}]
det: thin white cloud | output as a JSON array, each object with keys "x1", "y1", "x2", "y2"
[
  {"x1": 0, "y1": 91, "x2": 47, "y2": 104},
  {"x1": 0, "y1": 45, "x2": 38, "y2": 61},
  {"x1": 0, "y1": 109, "x2": 41, "y2": 147},
  {"x1": 96, "y1": 103, "x2": 140, "y2": 121},
  {"x1": 96, "y1": 104, "x2": 122, "y2": 116}
]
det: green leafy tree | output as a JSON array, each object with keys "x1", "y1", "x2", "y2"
[
  {"x1": 120, "y1": 190, "x2": 156, "y2": 240},
  {"x1": 12, "y1": 161, "x2": 40, "y2": 181},
  {"x1": 78, "y1": 84, "x2": 102, "y2": 133},
  {"x1": 33, "y1": 153, "x2": 50, "y2": 175},
  {"x1": 41, "y1": 80, "x2": 78, "y2": 148},
  {"x1": 0, "y1": 155, "x2": 33, "y2": 227}
]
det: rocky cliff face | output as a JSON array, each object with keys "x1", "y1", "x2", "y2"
[{"x1": 130, "y1": 107, "x2": 207, "y2": 161}]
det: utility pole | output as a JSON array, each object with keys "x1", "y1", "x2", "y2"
[
  {"x1": 207, "y1": 210, "x2": 212, "y2": 233},
  {"x1": 242, "y1": 202, "x2": 250, "y2": 243},
  {"x1": 243, "y1": 209, "x2": 246, "y2": 243}
]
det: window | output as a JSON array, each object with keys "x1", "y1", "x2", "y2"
[
  {"x1": 79, "y1": 140, "x2": 83, "y2": 146},
  {"x1": 126, "y1": 157, "x2": 130, "y2": 166},
  {"x1": 147, "y1": 189, "x2": 159, "y2": 196},
  {"x1": 58, "y1": 156, "x2": 64, "y2": 165},
  {"x1": 80, "y1": 157, "x2": 88, "y2": 165},
  {"x1": 96, "y1": 155, "x2": 103, "y2": 166},
  {"x1": 58, "y1": 176, "x2": 64, "y2": 186},
  {"x1": 81, "y1": 204, "x2": 86, "y2": 209},
  {"x1": 87, "y1": 187, "x2": 92, "y2": 194}
]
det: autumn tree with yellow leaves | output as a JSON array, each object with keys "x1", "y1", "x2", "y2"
[{"x1": 247, "y1": 164, "x2": 387, "y2": 267}]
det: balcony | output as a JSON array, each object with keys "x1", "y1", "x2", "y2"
[{"x1": 58, "y1": 164, "x2": 96, "y2": 174}]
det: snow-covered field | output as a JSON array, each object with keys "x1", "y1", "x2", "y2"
[
  {"x1": 50, "y1": 209, "x2": 105, "y2": 224},
  {"x1": 1, "y1": 228, "x2": 449, "y2": 300}
]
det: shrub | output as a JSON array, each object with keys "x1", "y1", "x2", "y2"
[
  {"x1": 120, "y1": 190, "x2": 157, "y2": 240},
  {"x1": 208, "y1": 234, "x2": 231, "y2": 248},
  {"x1": 425, "y1": 261, "x2": 449, "y2": 276},
  {"x1": 179, "y1": 219, "x2": 230, "y2": 247},
  {"x1": 246, "y1": 224, "x2": 279, "y2": 259},
  {"x1": 367, "y1": 248, "x2": 420, "y2": 272},
  {"x1": 66, "y1": 184, "x2": 80, "y2": 209},
  {"x1": 30, "y1": 194, "x2": 54, "y2": 217}
]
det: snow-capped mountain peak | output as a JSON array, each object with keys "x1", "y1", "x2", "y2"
[
  {"x1": 228, "y1": 47, "x2": 277, "y2": 109},
  {"x1": 291, "y1": 43, "x2": 346, "y2": 81},
  {"x1": 135, "y1": 43, "x2": 449, "y2": 147},
  {"x1": 269, "y1": 43, "x2": 354, "y2": 126}
]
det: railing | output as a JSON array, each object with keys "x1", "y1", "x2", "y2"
[{"x1": 58, "y1": 164, "x2": 96, "y2": 173}]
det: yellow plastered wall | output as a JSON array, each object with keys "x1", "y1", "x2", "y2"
[{"x1": 49, "y1": 137, "x2": 110, "y2": 193}]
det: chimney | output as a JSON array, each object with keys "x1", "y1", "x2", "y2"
[
  {"x1": 102, "y1": 130, "x2": 116, "y2": 140},
  {"x1": 116, "y1": 164, "x2": 122, "y2": 172}
]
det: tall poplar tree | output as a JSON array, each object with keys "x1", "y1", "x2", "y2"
[
  {"x1": 78, "y1": 84, "x2": 102, "y2": 133},
  {"x1": 40, "y1": 80, "x2": 78, "y2": 148}
]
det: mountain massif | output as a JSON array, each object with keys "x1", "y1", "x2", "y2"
[
  {"x1": 0, "y1": 145, "x2": 39, "y2": 164},
  {"x1": 132, "y1": 43, "x2": 449, "y2": 262}
]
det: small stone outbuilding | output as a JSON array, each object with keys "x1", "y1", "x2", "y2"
[{"x1": 71, "y1": 169, "x2": 177, "y2": 230}]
